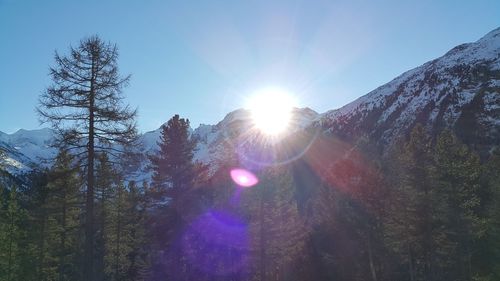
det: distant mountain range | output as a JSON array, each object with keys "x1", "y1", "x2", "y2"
[{"x1": 1, "y1": 27, "x2": 499, "y2": 180}]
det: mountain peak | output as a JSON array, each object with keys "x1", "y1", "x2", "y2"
[
  {"x1": 438, "y1": 26, "x2": 499, "y2": 67},
  {"x1": 479, "y1": 26, "x2": 500, "y2": 42},
  {"x1": 2, "y1": 27, "x2": 499, "y2": 177},
  {"x1": 320, "y1": 27, "x2": 500, "y2": 154}
]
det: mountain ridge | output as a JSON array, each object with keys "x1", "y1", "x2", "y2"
[
  {"x1": 318, "y1": 27, "x2": 499, "y2": 152},
  {"x1": 1, "y1": 27, "x2": 499, "y2": 176}
]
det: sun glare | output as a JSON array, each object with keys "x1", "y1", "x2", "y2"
[
  {"x1": 246, "y1": 87, "x2": 297, "y2": 136},
  {"x1": 230, "y1": 168, "x2": 258, "y2": 187}
]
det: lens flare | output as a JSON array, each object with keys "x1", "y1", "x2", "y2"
[
  {"x1": 230, "y1": 168, "x2": 258, "y2": 187},
  {"x1": 178, "y1": 211, "x2": 249, "y2": 277},
  {"x1": 246, "y1": 87, "x2": 297, "y2": 135}
]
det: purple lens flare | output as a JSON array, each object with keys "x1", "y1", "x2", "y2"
[{"x1": 230, "y1": 168, "x2": 259, "y2": 187}]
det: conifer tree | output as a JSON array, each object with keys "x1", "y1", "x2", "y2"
[
  {"x1": 307, "y1": 140, "x2": 387, "y2": 281},
  {"x1": 22, "y1": 171, "x2": 52, "y2": 281},
  {"x1": 95, "y1": 152, "x2": 119, "y2": 280},
  {"x1": 339, "y1": 159, "x2": 386, "y2": 281},
  {"x1": 483, "y1": 148, "x2": 500, "y2": 279},
  {"x1": 148, "y1": 114, "x2": 208, "y2": 279},
  {"x1": 148, "y1": 115, "x2": 197, "y2": 245},
  {"x1": 434, "y1": 130, "x2": 484, "y2": 280},
  {"x1": 42, "y1": 150, "x2": 82, "y2": 281},
  {"x1": 104, "y1": 181, "x2": 149, "y2": 281},
  {"x1": 383, "y1": 125, "x2": 447, "y2": 281},
  {"x1": 104, "y1": 182, "x2": 128, "y2": 281},
  {"x1": 38, "y1": 35, "x2": 137, "y2": 280},
  {"x1": 125, "y1": 181, "x2": 151, "y2": 281},
  {"x1": 0, "y1": 186, "x2": 26, "y2": 281},
  {"x1": 149, "y1": 114, "x2": 196, "y2": 196},
  {"x1": 242, "y1": 168, "x2": 308, "y2": 281}
]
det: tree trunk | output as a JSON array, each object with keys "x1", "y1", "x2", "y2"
[
  {"x1": 423, "y1": 179, "x2": 432, "y2": 281},
  {"x1": 96, "y1": 183, "x2": 106, "y2": 281},
  {"x1": 367, "y1": 235, "x2": 378, "y2": 281},
  {"x1": 84, "y1": 56, "x2": 97, "y2": 281},
  {"x1": 466, "y1": 242, "x2": 472, "y2": 281},
  {"x1": 37, "y1": 213, "x2": 47, "y2": 279},
  {"x1": 115, "y1": 190, "x2": 123, "y2": 281},
  {"x1": 59, "y1": 191, "x2": 67, "y2": 281},
  {"x1": 8, "y1": 210, "x2": 14, "y2": 281},
  {"x1": 408, "y1": 243, "x2": 415, "y2": 281}
]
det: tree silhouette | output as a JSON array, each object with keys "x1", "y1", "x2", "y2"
[{"x1": 38, "y1": 35, "x2": 137, "y2": 280}]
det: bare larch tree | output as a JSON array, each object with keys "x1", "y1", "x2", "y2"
[{"x1": 37, "y1": 35, "x2": 137, "y2": 281}]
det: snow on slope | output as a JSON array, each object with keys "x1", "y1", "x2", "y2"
[
  {"x1": 319, "y1": 27, "x2": 500, "y2": 148},
  {"x1": 0, "y1": 107, "x2": 318, "y2": 179},
  {"x1": 191, "y1": 108, "x2": 319, "y2": 168},
  {"x1": 0, "y1": 128, "x2": 57, "y2": 174},
  {"x1": 101, "y1": 107, "x2": 319, "y2": 180},
  {"x1": 1, "y1": 27, "x2": 499, "y2": 177}
]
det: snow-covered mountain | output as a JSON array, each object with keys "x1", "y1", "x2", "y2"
[
  {"x1": 1, "y1": 27, "x2": 499, "y2": 178},
  {"x1": 0, "y1": 128, "x2": 57, "y2": 174},
  {"x1": 0, "y1": 108, "x2": 319, "y2": 177},
  {"x1": 191, "y1": 107, "x2": 320, "y2": 169},
  {"x1": 318, "y1": 27, "x2": 500, "y2": 153}
]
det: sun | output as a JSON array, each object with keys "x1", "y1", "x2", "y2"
[{"x1": 246, "y1": 87, "x2": 297, "y2": 136}]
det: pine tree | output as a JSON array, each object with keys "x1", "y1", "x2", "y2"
[
  {"x1": 34, "y1": 150, "x2": 83, "y2": 281},
  {"x1": 339, "y1": 159, "x2": 386, "y2": 281},
  {"x1": 434, "y1": 130, "x2": 485, "y2": 280},
  {"x1": 383, "y1": 125, "x2": 448, "y2": 281},
  {"x1": 483, "y1": 148, "x2": 500, "y2": 279},
  {"x1": 307, "y1": 139, "x2": 388, "y2": 281},
  {"x1": 148, "y1": 114, "x2": 210, "y2": 280},
  {"x1": 125, "y1": 181, "x2": 150, "y2": 281},
  {"x1": 94, "y1": 152, "x2": 119, "y2": 280},
  {"x1": 37, "y1": 35, "x2": 137, "y2": 280},
  {"x1": 149, "y1": 114, "x2": 196, "y2": 196},
  {"x1": 0, "y1": 186, "x2": 26, "y2": 281},
  {"x1": 242, "y1": 168, "x2": 308, "y2": 281},
  {"x1": 148, "y1": 115, "x2": 197, "y2": 245},
  {"x1": 104, "y1": 181, "x2": 150, "y2": 281},
  {"x1": 104, "y1": 182, "x2": 131, "y2": 281},
  {"x1": 21, "y1": 171, "x2": 53, "y2": 281}
]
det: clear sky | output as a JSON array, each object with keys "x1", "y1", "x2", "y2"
[{"x1": 0, "y1": 0, "x2": 499, "y2": 134}]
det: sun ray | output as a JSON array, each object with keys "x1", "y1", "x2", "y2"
[{"x1": 245, "y1": 87, "x2": 297, "y2": 136}]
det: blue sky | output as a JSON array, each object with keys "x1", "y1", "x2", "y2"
[{"x1": 0, "y1": 0, "x2": 499, "y2": 134}]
